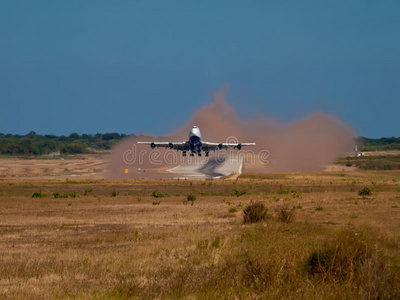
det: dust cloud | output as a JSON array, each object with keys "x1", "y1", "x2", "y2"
[{"x1": 108, "y1": 85, "x2": 355, "y2": 177}]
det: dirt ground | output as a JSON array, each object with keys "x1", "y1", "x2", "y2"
[{"x1": 0, "y1": 154, "x2": 107, "y2": 180}]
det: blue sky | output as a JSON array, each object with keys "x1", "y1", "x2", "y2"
[{"x1": 1, "y1": 1, "x2": 399, "y2": 138}]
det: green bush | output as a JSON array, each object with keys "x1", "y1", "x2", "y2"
[
  {"x1": 232, "y1": 189, "x2": 247, "y2": 197},
  {"x1": 359, "y1": 187, "x2": 372, "y2": 196},
  {"x1": 152, "y1": 191, "x2": 164, "y2": 198},
  {"x1": 243, "y1": 202, "x2": 268, "y2": 224},
  {"x1": 278, "y1": 187, "x2": 300, "y2": 198},
  {"x1": 53, "y1": 192, "x2": 69, "y2": 198},
  {"x1": 229, "y1": 207, "x2": 238, "y2": 213},
  {"x1": 187, "y1": 194, "x2": 196, "y2": 206},
  {"x1": 291, "y1": 190, "x2": 301, "y2": 198},
  {"x1": 32, "y1": 192, "x2": 45, "y2": 198}
]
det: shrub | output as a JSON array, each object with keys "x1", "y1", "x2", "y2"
[
  {"x1": 197, "y1": 239, "x2": 209, "y2": 249},
  {"x1": 278, "y1": 189, "x2": 290, "y2": 194},
  {"x1": 53, "y1": 192, "x2": 71, "y2": 198},
  {"x1": 305, "y1": 231, "x2": 373, "y2": 282},
  {"x1": 223, "y1": 198, "x2": 234, "y2": 205},
  {"x1": 32, "y1": 192, "x2": 45, "y2": 198},
  {"x1": 53, "y1": 192, "x2": 68, "y2": 198},
  {"x1": 359, "y1": 187, "x2": 372, "y2": 196},
  {"x1": 187, "y1": 194, "x2": 196, "y2": 206},
  {"x1": 278, "y1": 187, "x2": 300, "y2": 198},
  {"x1": 277, "y1": 206, "x2": 296, "y2": 223},
  {"x1": 316, "y1": 205, "x2": 324, "y2": 211},
  {"x1": 232, "y1": 189, "x2": 247, "y2": 197},
  {"x1": 291, "y1": 190, "x2": 301, "y2": 198},
  {"x1": 211, "y1": 236, "x2": 221, "y2": 248},
  {"x1": 84, "y1": 188, "x2": 92, "y2": 196},
  {"x1": 111, "y1": 189, "x2": 118, "y2": 197},
  {"x1": 152, "y1": 201, "x2": 161, "y2": 205},
  {"x1": 229, "y1": 207, "x2": 237, "y2": 213},
  {"x1": 152, "y1": 190, "x2": 164, "y2": 198},
  {"x1": 243, "y1": 202, "x2": 268, "y2": 224}
]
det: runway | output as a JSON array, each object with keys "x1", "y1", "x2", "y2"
[
  {"x1": 167, "y1": 155, "x2": 243, "y2": 180},
  {"x1": 109, "y1": 153, "x2": 244, "y2": 180}
]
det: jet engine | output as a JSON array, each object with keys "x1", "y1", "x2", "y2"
[{"x1": 150, "y1": 142, "x2": 156, "y2": 149}]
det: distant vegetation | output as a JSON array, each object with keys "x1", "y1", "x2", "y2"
[
  {"x1": 0, "y1": 131, "x2": 134, "y2": 155},
  {"x1": 358, "y1": 136, "x2": 400, "y2": 151}
]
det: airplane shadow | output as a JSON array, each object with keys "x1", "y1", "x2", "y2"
[{"x1": 197, "y1": 156, "x2": 226, "y2": 177}]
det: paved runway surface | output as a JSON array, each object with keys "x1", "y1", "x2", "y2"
[{"x1": 167, "y1": 155, "x2": 243, "y2": 180}]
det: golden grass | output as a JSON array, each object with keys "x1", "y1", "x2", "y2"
[{"x1": 0, "y1": 170, "x2": 399, "y2": 298}]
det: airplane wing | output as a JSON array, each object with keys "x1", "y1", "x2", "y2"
[
  {"x1": 202, "y1": 142, "x2": 256, "y2": 151},
  {"x1": 137, "y1": 141, "x2": 189, "y2": 151}
]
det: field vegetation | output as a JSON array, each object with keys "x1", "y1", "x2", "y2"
[
  {"x1": 0, "y1": 170, "x2": 399, "y2": 298},
  {"x1": 337, "y1": 155, "x2": 400, "y2": 170}
]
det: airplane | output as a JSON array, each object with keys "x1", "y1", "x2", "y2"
[{"x1": 138, "y1": 126, "x2": 256, "y2": 157}]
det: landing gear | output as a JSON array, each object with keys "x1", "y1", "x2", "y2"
[
  {"x1": 205, "y1": 151, "x2": 209, "y2": 157},
  {"x1": 190, "y1": 153, "x2": 194, "y2": 157},
  {"x1": 183, "y1": 151, "x2": 186, "y2": 157},
  {"x1": 198, "y1": 153, "x2": 202, "y2": 157}
]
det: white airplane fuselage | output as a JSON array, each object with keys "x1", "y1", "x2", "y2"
[{"x1": 188, "y1": 126, "x2": 203, "y2": 155}]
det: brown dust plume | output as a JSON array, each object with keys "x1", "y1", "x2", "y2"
[{"x1": 108, "y1": 86, "x2": 355, "y2": 177}]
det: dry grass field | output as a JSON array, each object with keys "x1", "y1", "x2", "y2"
[{"x1": 0, "y1": 169, "x2": 400, "y2": 299}]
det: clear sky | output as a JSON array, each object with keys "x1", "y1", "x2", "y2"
[{"x1": 1, "y1": 1, "x2": 399, "y2": 138}]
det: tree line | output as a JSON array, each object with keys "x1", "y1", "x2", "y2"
[
  {"x1": 0, "y1": 131, "x2": 135, "y2": 156},
  {"x1": 358, "y1": 136, "x2": 400, "y2": 151}
]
